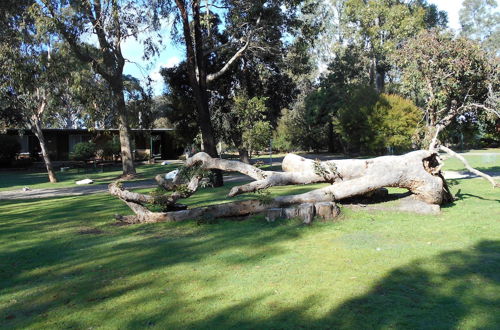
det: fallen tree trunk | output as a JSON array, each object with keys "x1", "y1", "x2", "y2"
[
  {"x1": 278, "y1": 150, "x2": 450, "y2": 204},
  {"x1": 110, "y1": 150, "x2": 453, "y2": 224}
]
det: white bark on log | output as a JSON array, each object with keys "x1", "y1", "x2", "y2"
[
  {"x1": 266, "y1": 208, "x2": 283, "y2": 222},
  {"x1": 315, "y1": 202, "x2": 341, "y2": 220},
  {"x1": 298, "y1": 203, "x2": 315, "y2": 224},
  {"x1": 280, "y1": 150, "x2": 447, "y2": 204},
  {"x1": 186, "y1": 152, "x2": 331, "y2": 197},
  {"x1": 111, "y1": 150, "x2": 450, "y2": 224},
  {"x1": 109, "y1": 174, "x2": 201, "y2": 209}
]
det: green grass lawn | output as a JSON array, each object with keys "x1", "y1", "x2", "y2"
[
  {"x1": 0, "y1": 163, "x2": 178, "y2": 192},
  {"x1": 441, "y1": 153, "x2": 500, "y2": 172},
  {"x1": 1, "y1": 174, "x2": 499, "y2": 328}
]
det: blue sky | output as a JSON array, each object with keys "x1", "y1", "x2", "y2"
[{"x1": 121, "y1": 0, "x2": 466, "y2": 96}]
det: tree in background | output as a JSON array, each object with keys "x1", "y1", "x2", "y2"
[
  {"x1": 0, "y1": 4, "x2": 69, "y2": 182},
  {"x1": 160, "y1": 1, "x2": 317, "y2": 165},
  {"x1": 231, "y1": 95, "x2": 272, "y2": 161},
  {"x1": 367, "y1": 94, "x2": 421, "y2": 153},
  {"x1": 343, "y1": 0, "x2": 447, "y2": 92},
  {"x1": 39, "y1": 0, "x2": 163, "y2": 177},
  {"x1": 459, "y1": 0, "x2": 500, "y2": 54},
  {"x1": 394, "y1": 30, "x2": 499, "y2": 149}
]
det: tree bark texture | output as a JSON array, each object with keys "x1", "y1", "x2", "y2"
[
  {"x1": 110, "y1": 150, "x2": 453, "y2": 224},
  {"x1": 175, "y1": 0, "x2": 223, "y2": 187},
  {"x1": 31, "y1": 119, "x2": 58, "y2": 183},
  {"x1": 111, "y1": 81, "x2": 136, "y2": 176}
]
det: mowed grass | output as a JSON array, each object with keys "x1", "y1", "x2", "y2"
[
  {"x1": 441, "y1": 153, "x2": 500, "y2": 172},
  {"x1": 1, "y1": 173, "x2": 499, "y2": 328},
  {"x1": 0, "y1": 163, "x2": 178, "y2": 192}
]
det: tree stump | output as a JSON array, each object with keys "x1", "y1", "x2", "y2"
[
  {"x1": 266, "y1": 208, "x2": 283, "y2": 222},
  {"x1": 298, "y1": 203, "x2": 315, "y2": 224},
  {"x1": 315, "y1": 202, "x2": 340, "y2": 221}
]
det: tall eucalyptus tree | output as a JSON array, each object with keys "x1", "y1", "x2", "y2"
[{"x1": 39, "y1": 0, "x2": 163, "y2": 176}]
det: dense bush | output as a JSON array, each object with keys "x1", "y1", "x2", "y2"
[
  {"x1": 273, "y1": 108, "x2": 307, "y2": 152},
  {"x1": 71, "y1": 142, "x2": 96, "y2": 161},
  {"x1": 0, "y1": 135, "x2": 21, "y2": 167},
  {"x1": 368, "y1": 94, "x2": 421, "y2": 153},
  {"x1": 335, "y1": 87, "x2": 421, "y2": 154}
]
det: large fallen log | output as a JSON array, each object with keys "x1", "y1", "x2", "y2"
[{"x1": 110, "y1": 150, "x2": 453, "y2": 224}]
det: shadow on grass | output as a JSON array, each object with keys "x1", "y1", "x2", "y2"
[
  {"x1": 176, "y1": 240, "x2": 500, "y2": 329},
  {"x1": 1, "y1": 189, "x2": 498, "y2": 328},
  {"x1": 0, "y1": 163, "x2": 177, "y2": 191},
  {"x1": 454, "y1": 189, "x2": 500, "y2": 203},
  {"x1": 0, "y1": 194, "x2": 306, "y2": 328}
]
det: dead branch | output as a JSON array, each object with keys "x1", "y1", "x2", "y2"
[{"x1": 440, "y1": 145, "x2": 499, "y2": 188}]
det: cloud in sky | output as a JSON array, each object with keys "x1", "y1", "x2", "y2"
[{"x1": 148, "y1": 55, "x2": 182, "y2": 95}]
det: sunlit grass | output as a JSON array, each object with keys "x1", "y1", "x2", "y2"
[{"x1": 1, "y1": 171, "x2": 499, "y2": 328}]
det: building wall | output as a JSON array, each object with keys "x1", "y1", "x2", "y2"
[{"x1": 3, "y1": 129, "x2": 181, "y2": 161}]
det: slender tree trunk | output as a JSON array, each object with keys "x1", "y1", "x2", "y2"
[
  {"x1": 175, "y1": 0, "x2": 222, "y2": 186},
  {"x1": 31, "y1": 120, "x2": 57, "y2": 183},
  {"x1": 375, "y1": 68, "x2": 385, "y2": 93},
  {"x1": 369, "y1": 56, "x2": 376, "y2": 87},
  {"x1": 111, "y1": 80, "x2": 136, "y2": 176},
  {"x1": 327, "y1": 121, "x2": 334, "y2": 153},
  {"x1": 193, "y1": 0, "x2": 223, "y2": 186},
  {"x1": 238, "y1": 148, "x2": 251, "y2": 163}
]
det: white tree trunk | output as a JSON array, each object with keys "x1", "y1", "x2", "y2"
[{"x1": 110, "y1": 150, "x2": 453, "y2": 224}]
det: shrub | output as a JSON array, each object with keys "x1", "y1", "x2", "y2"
[
  {"x1": 100, "y1": 136, "x2": 121, "y2": 160},
  {"x1": 11, "y1": 158, "x2": 33, "y2": 168},
  {"x1": 273, "y1": 108, "x2": 301, "y2": 152},
  {"x1": 71, "y1": 142, "x2": 96, "y2": 161},
  {"x1": 0, "y1": 135, "x2": 21, "y2": 167},
  {"x1": 335, "y1": 87, "x2": 421, "y2": 154},
  {"x1": 368, "y1": 94, "x2": 421, "y2": 153}
]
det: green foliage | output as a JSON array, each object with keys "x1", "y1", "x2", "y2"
[
  {"x1": 394, "y1": 30, "x2": 498, "y2": 146},
  {"x1": 273, "y1": 108, "x2": 301, "y2": 152},
  {"x1": 335, "y1": 87, "x2": 421, "y2": 154},
  {"x1": 368, "y1": 94, "x2": 422, "y2": 152},
  {"x1": 233, "y1": 95, "x2": 273, "y2": 155},
  {"x1": 342, "y1": 0, "x2": 447, "y2": 90},
  {"x1": 255, "y1": 189, "x2": 273, "y2": 205},
  {"x1": 177, "y1": 162, "x2": 209, "y2": 182},
  {"x1": 100, "y1": 136, "x2": 121, "y2": 160},
  {"x1": 335, "y1": 86, "x2": 379, "y2": 153},
  {"x1": 459, "y1": 0, "x2": 500, "y2": 54},
  {"x1": 70, "y1": 142, "x2": 96, "y2": 161},
  {"x1": 0, "y1": 135, "x2": 21, "y2": 167},
  {"x1": 149, "y1": 187, "x2": 172, "y2": 211}
]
